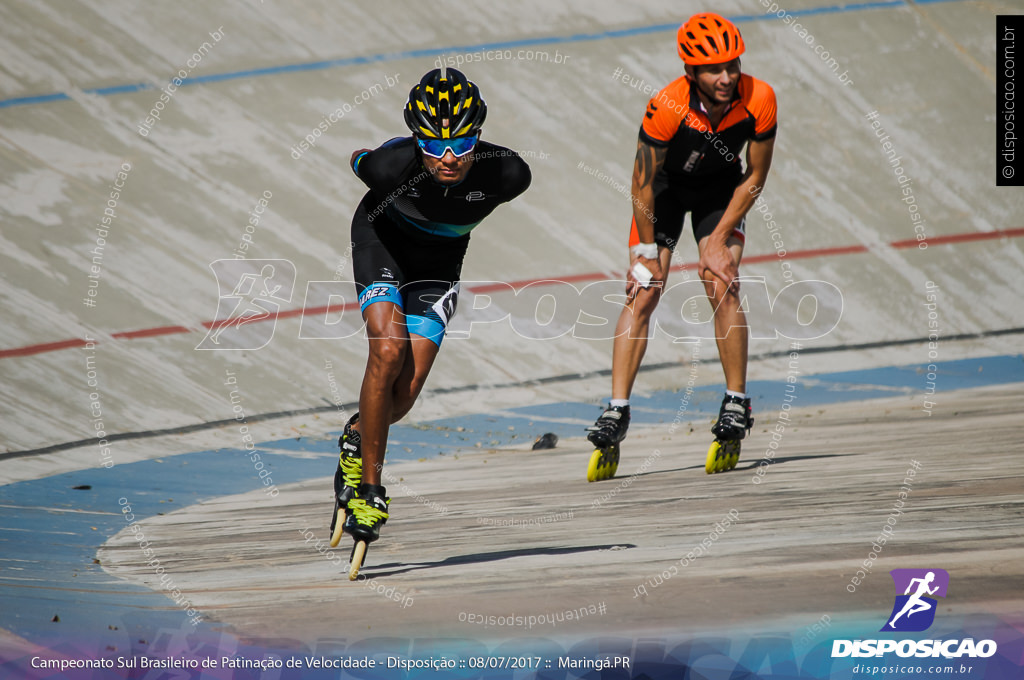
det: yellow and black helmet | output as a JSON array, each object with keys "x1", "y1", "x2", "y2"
[{"x1": 404, "y1": 68, "x2": 486, "y2": 140}]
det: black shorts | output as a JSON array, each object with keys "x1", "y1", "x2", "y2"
[
  {"x1": 630, "y1": 169, "x2": 746, "y2": 250},
  {"x1": 351, "y1": 193, "x2": 467, "y2": 347}
]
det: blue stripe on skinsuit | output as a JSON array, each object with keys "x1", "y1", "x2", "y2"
[
  {"x1": 406, "y1": 314, "x2": 446, "y2": 347},
  {"x1": 358, "y1": 282, "x2": 402, "y2": 312}
]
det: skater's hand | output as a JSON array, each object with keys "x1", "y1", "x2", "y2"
[
  {"x1": 699, "y1": 239, "x2": 738, "y2": 293},
  {"x1": 626, "y1": 255, "x2": 662, "y2": 302}
]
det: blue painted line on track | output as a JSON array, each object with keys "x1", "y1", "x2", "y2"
[
  {"x1": 0, "y1": 0, "x2": 968, "y2": 110},
  {"x1": 1, "y1": 353, "x2": 1020, "y2": 651}
]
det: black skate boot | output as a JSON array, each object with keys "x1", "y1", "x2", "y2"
[
  {"x1": 329, "y1": 414, "x2": 361, "y2": 546},
  {"x1": 711, "y1": 395, "x2": 753, "y2": 441},
  {"x1": 586, "y1": 405, "x2": 630, "y2": 482},
  {"x1": 344, "y1": 483, "x2": 390, "y2": 544},
  {"x1": 586, "y1": 405, "x2": 630, "y2": 449}
]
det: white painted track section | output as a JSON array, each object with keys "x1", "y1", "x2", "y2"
[{"x1": 1, "y1": 1, "x2": 1021, "y2": 455}]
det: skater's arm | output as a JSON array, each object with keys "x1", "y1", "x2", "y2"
[
  {"x1": 351, "y1": 139, "x2": 422, "y2": 200},
  {"x1": 351, "y1": 137, "x2": 409, "y2": 177},
  {"x1": 501, "y1": 153, "x2": 532, "y2": 202},
  {"x1": 698, "y1": 137, "x2": 775, "y2": 290},
  {"x1": 629, "y1": 138, "x2": 666, "y2": 290}
]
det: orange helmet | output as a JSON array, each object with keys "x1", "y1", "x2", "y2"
[{"x1": 677, "y1": 13, "x2": 745, "y2": 66}]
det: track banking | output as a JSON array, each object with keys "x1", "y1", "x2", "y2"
[
  {"x1": 291, "y1": 73, "x2": 402, "y2": 159},
  {"x1": 756, "y1": 0, "x2": 853, "y2": 86},
  {"x1": 138, "y1": 27, "x2": 227, "y2": 136}
]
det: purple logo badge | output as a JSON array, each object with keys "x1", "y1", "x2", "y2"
[{"x1": 881, "y1": 569, "x2": 949, "y2": 632}]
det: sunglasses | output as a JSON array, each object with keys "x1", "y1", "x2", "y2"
[{"x1": 416, "y1": 134, "x2": 479, "y2": 159}]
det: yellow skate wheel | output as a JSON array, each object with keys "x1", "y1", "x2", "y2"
[
  {"x1": 330, "y1": 507, "x2": 345, "y2": 547},
  {"x1": 587, "y1": 446, "x2": 620, "y2": 482},
  {"x1": 605, "y1": 444, "x2": 620, "y2": 480},
  {"x1": 723, "y1": 440, "x2": 741, "y2": 471},
  {"x1": 705, "y1": 440, "x2": 722, "y2": 474},
  {"x1": 587, "y1": 448, "x2": 603, "y2": 482},
  {"x1": 348, "y1": 540, "x2": 367, "y2": 581}
]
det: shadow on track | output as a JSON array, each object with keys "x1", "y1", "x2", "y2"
[
  {"x1": 598, "y1": 452, "x2": 855, "y2": 479},
  {"x1": 355, "y1": 544, "x2": 637, "y2": 579}
]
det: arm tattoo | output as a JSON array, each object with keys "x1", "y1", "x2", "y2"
[{"x1": 634, "y1": 141, "x2": 666, "y2": 189}]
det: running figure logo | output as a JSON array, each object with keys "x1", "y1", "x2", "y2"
[
  {"x1": 881, "y1": 568, "x2": 949, "y2": 632},
  {"x1": 196, "y1": 259, "x2": 296, "y2": 350}
]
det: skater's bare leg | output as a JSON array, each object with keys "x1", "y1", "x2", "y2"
[
  {"x1": 391, "y1": 334, "x2": 441, "y2": 422},
  {"x1": 610, "y1": 246, "x2": 673, "y2": 400},
  {"x1": 358, "y1": 302, "x2": 408, "y2": 487},
  {"x1": 699, "y1": 235, "x2": 746, "y2": 393}
]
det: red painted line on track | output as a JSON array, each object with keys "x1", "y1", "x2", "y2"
[
  {"x1": 739, "y1": 243, "x2": 871, "y2": 265},
  {"x1": 277, "y1": 301, "x2": 359, "y2": 321},
  {"x1": 890, "y1": 226, "x2": 1024, "y2": 249},
  {"x1": 4, "y1": 227, "x2": 1022, "y2": 359},
  {"x1": 0, "y1": 338, "x2": 89, "y2": 359},
  {"x1": 111, "y1": 325, "x2": 191, "y2": 340}
]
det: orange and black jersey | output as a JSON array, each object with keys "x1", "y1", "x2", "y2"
[{"x1": 640, "y1": 73, "x2": 777, "y2": 179}]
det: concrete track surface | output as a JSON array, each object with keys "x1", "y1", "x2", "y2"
[
  {"x1": 2, "y1": 1, "x2": 1023, "y2": 679},
  {"x1": 99, "y1": 383, "x2": 1024, "y2": 644}
]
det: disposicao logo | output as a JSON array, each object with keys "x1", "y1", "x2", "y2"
[
  {"x1": 882, "y1": 568, "x2": 948, "y2": 632},
  {"x1": 832, "y1": 568, "x2": 997, "y2": 659}
]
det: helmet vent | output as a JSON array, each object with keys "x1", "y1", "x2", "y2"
[
  {"x1": 404, "y1": 67, "x2": 487, "y2": 139},
  {"x1": 676, "y1": 12, "x2": 745, "y2": 66}
]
